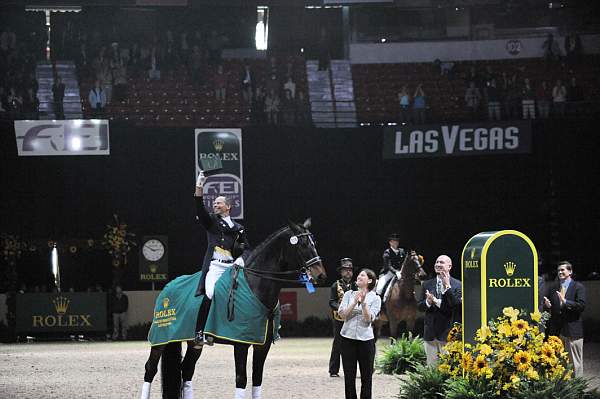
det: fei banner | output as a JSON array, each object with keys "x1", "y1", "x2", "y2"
[
  {"x1": 383, "y1": 121, "x2": 531, "y2": 159},
  {"x1": 14, "y1": 120, "x2": 110, "y2": 156},
  {"x1": 195, "y1": 128, "x2": 244, "y2": 219}
]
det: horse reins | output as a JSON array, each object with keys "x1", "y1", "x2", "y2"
[{"x1": 226, "y1": 231, "x2": 322, "y2": 321}]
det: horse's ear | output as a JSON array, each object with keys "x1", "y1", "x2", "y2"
[
  {"x1": 287, "y1": 219, "x2": 301, "y2": 233},
  {"x1": 302, "y1": 218, "x2": 312, "y2": 229}
]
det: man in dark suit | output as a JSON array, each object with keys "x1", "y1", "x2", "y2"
[
  {"x1": 543, "y1": 261, "x2": 586, "y2": 377},
  {"x1": 193, "y1": 171, "x2": 251, "y2": 347},
  {"x1": 328, "y1": 257, "x2": 356, "y2": 377},
  {"x1": 417, "y1": 254, "x2": 462, "y2": 365}
]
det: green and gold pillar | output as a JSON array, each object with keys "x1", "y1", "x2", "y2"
[{"x1": 461, "y1": 230, "x2": 538, "y2": 344}]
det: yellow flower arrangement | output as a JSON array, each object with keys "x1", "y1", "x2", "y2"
[
  {"x1": 438, "y1": 307, "x2": 573, "y2": 395},
  {"x1": 101, "y1": 214, "x2": 136, "y2": 266}
]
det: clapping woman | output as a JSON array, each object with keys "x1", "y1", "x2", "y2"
[{"x1": 337, "y1": 268, "x2": 381, "y2": 399}]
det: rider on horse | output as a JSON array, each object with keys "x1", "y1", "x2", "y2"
[
  {"x1": 375, "y1": 233, "x2": 406, "y2": 298},
  {"x1": 194, "y1": 171, "x2": 251, "y2": 347}
]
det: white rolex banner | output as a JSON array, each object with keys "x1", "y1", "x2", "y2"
[{"x1": 14, "y1": 120, "x2": 110, "y2": 156}]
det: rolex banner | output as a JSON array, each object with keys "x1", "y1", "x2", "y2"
[
  {"x1": 195, "y1": 128, "x2": 244, "y2": 219},
  {"x1": 461, "y1": 230, "x2": 538, "y2": 345},
  {"x1": 16, "y1": 293, "x2": 107, "y2": 333},
  {"x1": 383, "y1": 121, "x2": 531, "y2": 159}
]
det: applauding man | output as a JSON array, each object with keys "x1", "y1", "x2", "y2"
[
  {"x1": 543, "y1": 261, "x2": 586, "y2": 377},
  {"x1": 418, "y1": 255, "x2": 462, "y2": 365}
]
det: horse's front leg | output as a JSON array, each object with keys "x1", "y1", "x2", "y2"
[
  {"x1": 140, "y1": 345, "x2": 164, "y2": 399},
  {"x1": 181, "y1": 341, "x2": 203, "y2": 399},
  {"x1": 234, "y1": 343, "x2": 250, "y2": 399},
  {"x1": 250, "y1": 339, "x2": 272, "y2": 399}
]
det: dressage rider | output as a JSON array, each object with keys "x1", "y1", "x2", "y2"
[
  {"x1": 375, "y1": 233, "x2": 406, "y2": 296},
  {"x1": 194, "y1": 171, "x2": 251, "y2": 347}
]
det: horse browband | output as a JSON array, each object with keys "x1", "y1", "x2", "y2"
[{"x1": 242, "y1": 231, "x2": 321, "y2": 284}]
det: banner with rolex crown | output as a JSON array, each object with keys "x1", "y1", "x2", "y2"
[
  {"x1": 461, "y1": 230, "x2": 538, "y2": 345},
  {"x1": 195, "y1": 129, "x2": 244, "y2": 219},
  {"x1": 16, "y1": 293, "x2": 107, "y2": 333}
]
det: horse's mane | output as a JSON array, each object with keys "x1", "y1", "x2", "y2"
[{"x1": 245, "y1": 225, "x2": 291, "y2": 267}]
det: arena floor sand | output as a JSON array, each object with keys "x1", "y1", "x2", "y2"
[{"x1": 1, "y1": 338, "x2": 598, "y2": 398}]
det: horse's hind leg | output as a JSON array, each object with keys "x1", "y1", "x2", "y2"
[
  {"x1": 140, "y1": 345, "x2": 164, "y2": 399},
  {"x1": 181, "y1": 341, "x2": 203, "y2": 399},
  {"x1": 250, "y1": 340, "x2": 272, "y2": 399},
  {"x1": 234, "y1": 344, "x2": 250, "y2": 398}
]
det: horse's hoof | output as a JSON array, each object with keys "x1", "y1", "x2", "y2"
[{"x1": 329, "y1": 373, "x2": 339, "y2": 377}]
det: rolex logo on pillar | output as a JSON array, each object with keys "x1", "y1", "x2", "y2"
[
  {"x1": 212, "y1": 139, "x2": 224, "y2": 152},
  {"x1": 504, "y1": 261, "x2": 517, "y2": 276}
]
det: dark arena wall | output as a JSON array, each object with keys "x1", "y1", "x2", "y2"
[{"x1": 1, "y1": 119, "x2": 598, "y2": 290}]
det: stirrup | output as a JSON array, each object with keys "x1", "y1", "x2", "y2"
[{"x1": 193, "y1": 331, "x2": 214, "y2": 348}]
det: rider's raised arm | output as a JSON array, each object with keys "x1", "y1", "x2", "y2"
[{"x1": 194, "y1": 172, "x2": 213, "y2": 229}]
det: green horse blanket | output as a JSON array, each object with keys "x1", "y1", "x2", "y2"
[{"x1": 148, "y1": 267, "x2": 280, "y2": 346}]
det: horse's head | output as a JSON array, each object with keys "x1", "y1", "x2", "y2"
[
  {"x1": 284, "y1": 218, "x2": 327, "y2": 285},
  {"x1": 401, "y1": 250, "x2": 428, "y2": 281}
]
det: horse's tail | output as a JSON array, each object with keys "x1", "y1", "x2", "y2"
[{"x1": 161, "y1": 342, "x2": 182, "y2": 399}]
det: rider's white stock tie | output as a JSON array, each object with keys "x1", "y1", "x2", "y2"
[
  {"x1": 235, "y1": 387, "x2": 246, "y2": 399},
  {"x1": 140, "y1": 382, "x2": 151, "y2": 399},
  {"x1": 252, "y1": 385, "x2": 262, "y2": 399}
]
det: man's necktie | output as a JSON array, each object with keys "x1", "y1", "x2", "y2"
[{"x1": 436, "y1": 278, "x2": 443, "y2": 299}]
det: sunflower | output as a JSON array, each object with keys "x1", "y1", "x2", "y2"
[
  {"x1": 471, "y1": 354, "x2": 492, "y2": 377},
  {"x1": 447, "y1": 324, "x2": 461, "y2": 342},
  {"x1": 541, "y1": 343, "x2": 555, "y2": 360},
  {"x1": 461, "y1": 352, "x2": 473, "y2": 369},
  {"x1": 513, "y1": 350, "x2": 532, "y2": 372},
  {"x1": 547, "y1": 335, "x2": 564, "y2": 352},
  {"x1": 478, "y1": 343, "x2": 493, "y2": 356},
  {"x1": 511, "y1": 319, "x2": 529, "y2": 336}
]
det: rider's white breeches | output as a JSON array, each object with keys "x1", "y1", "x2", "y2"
[
  {"x1": 205, "y1": 260, "x2": 233, "y2": 299},
  {"x1": 376, "y1": 271, "x2": 394, "y2": 295}
]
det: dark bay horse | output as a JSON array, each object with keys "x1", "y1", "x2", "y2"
[
  {"x1": 376, "y1": 251, "x2": 427, "y2": 340},
  {"x1": 140, "y1": 220, "x2": 326, "y2": 399}
]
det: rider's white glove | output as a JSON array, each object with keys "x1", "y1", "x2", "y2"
[
  {"x1": 196, "y1": 170, "x2": 206, "y2": 187},
  {"x1": 234, "y1": 257, "x2": 245, "y2": 267},
  {"x1": 395, "y1": 271, "x2": 402, "y2": 280}
]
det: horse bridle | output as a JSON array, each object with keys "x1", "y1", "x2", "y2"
[{"x1": 242, "y1": 230, "x2": 322, "y2": 284}]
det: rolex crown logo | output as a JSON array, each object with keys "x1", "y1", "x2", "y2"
[
  {"x1": 149, "y1": 264, "x2": 158, "y2": 273},
  {"x1": 470, "y1": 248, "x2": 476, "y2": 259},
  {"x1": 504, "y1": 261, "x2": 517, "y2": 276},
  {"x1": 163, "y1": 297, "x2": 170, "y2": 309},
  {"x1": 53, "y1": 296, "x2": 70, "y2": 315},
  {"x1": 212, "y1": 139, "x2": 224, "y2": 152}
]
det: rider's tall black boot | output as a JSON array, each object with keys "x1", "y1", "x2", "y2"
[{"x1": 194, "y1": 298, "x2": 213, "y2": 348}]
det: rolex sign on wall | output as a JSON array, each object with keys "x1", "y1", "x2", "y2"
[
  {"x1": 195, "y1": 129, "x2": 244, "y2": 219},
  {"x1": 16, "y1": 293, "x2": 107, "y2": 333}
]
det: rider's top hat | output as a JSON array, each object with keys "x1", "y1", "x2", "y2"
[
  {"x1": 337, "y1": 257, "x2": 353, "y2": 271},
  {"x1": 388, "y1": 233, "x2": 401, "y2": 241}
]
